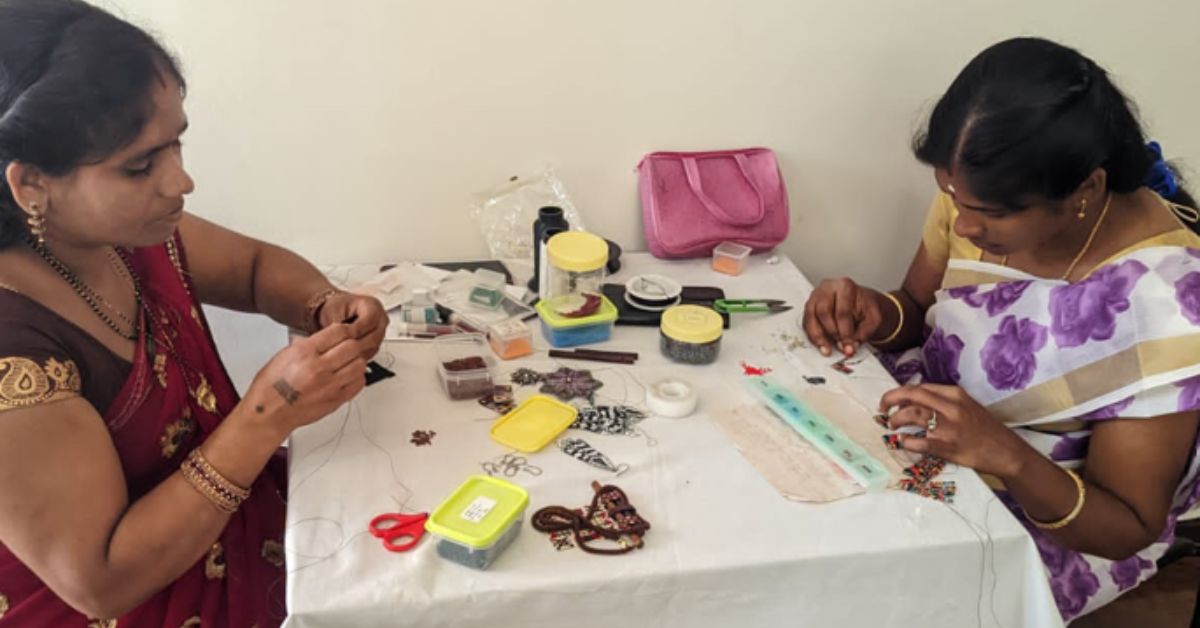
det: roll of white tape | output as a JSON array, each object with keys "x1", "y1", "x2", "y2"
[{"x1": 647, "y1": 379, "x2": 698, "y2": 418}]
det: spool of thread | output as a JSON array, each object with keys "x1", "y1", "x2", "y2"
[
  {"x1": 646, "y1": 379, "x2": 698, "y2": 418},
  {"x1": 624, "y1": 274, "x2": 683, "y2": 312}
]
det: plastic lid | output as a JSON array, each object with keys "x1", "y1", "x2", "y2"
[
  {"x1": 536, "y1": 294, "x2": 618, "y2": 329},
  {"x1": 713, "y1": 241, "x2": 753, "y2": 259},
  {"x1": 490, "y1": 395, "x2": 578, "y2": 452},
  {"x1": 488, "y1": 319, "x2": 531, "y2": 342},
  {"x1": 546, "y1": 232, "x2": 608, "y2": 273},
  {"x1": 410, "y1": 287, "x2": 434, "y2": 305},
  {"x1": 661, "y1": 305, "x2": 724, "y2": 344},
  {"x1": 425, "y1": 475, "x2": 529, "y2": 548},
  {"x1": 474, "y1": 268, "x2": 506, "y2": 289},
  {"x1": 625, "y1": 274, "x2": 682, "y2": 302}
]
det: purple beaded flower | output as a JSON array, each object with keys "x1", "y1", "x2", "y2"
[{"x1": 539, "y1": 367, "x2": 604, "y2": 402}]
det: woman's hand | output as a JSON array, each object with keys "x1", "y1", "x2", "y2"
[
  {"x1": 242, "y1": 323, "x2": 367, "y2": 435},
  {"x1": 802, "y1": 278, "x2": 887, "y2": 357},
  {"x1": 317, "y1": 292, "x2": 388, "y2": 360},
  {"x1": 879, "y1": 383, "x2": 1030, "y2": 479}
]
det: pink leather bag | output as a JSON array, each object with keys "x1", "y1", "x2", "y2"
[{"x1": 638, "y1": 147, "x2": 789, "y2": 259}]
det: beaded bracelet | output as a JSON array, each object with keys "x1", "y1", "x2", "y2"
[
  {"x1": 302, "y1": 288, "x2": 343, "y2": 334},
  {"x1": 871, "y1": 291, "x2": 905, "y2": 345},
  {"x1": 180, "y1": 449, "x2": 250, "y2": 514},
  {"x1": 1027, "y1": 467, "x2": 1086, "y2": 531}
]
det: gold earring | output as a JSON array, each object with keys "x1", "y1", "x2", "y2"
[
  {"x1": 27, "y1": 202, "x2": 45, "y2": 247},
  {"x1": 1077, "y1": 198, "x2": 1088, "y2": 220}
]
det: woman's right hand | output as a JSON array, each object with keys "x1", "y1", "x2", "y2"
[
  {"x1": 242, "y1": 323, "x2": 367, "y2": 435},
  {"x1": 802, "y1": 278, "x2": 887, "y2": 357}
]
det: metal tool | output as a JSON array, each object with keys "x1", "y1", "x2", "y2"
[{"x1": 713, "y1": 299, "x2": 793, "y2": 314}]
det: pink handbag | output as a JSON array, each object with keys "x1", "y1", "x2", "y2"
[{"x1": 638, "y1": 147, "x2": 790, "y2": 259}]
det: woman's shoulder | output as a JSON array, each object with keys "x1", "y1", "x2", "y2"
[
  {"x1": 0, "y1": 290, "x2": 88, "y2": 412},
  {"x1": 0, "y1": 288, "x2": 131, "y2": 415},
  {"x1": 1090, "y1": 192, "x2": 1200, "y2": 272}
]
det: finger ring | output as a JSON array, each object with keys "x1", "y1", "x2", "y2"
[{"x1": 926, "y1": 410, "x2": 939, "y2": 432}]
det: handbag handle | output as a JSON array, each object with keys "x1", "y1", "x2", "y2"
[{"x1": 681, "y1": 153, "x2": 766, "y2": 226}]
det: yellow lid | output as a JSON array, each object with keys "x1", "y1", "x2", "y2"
[
  {"x1": 661, "y1": 305, "x2": 723, "y2": 344},
  {"x1": 546, "y1": 232, "x2": 608, "y2": 273},
  {"x1": 490, "y1": 395, "x2": 578, "y2": 452},
  {"x1": 424, "y1": 475, "x2": 529, "y2": 548}
]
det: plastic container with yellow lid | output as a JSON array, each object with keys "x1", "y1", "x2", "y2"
[
  {"x1": 425, "y1": 475, "x2": 529, "y2": 570},
  {"x1": 545, "y1": 231, "x2": 608, "y2": 300},
  {"x1": 660, "y1": 305, "x2": 724, "y2": 364}
]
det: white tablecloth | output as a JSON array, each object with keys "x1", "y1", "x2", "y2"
[{"x1": 283, "y1": 253, "x2": 1063, "y2": 628}]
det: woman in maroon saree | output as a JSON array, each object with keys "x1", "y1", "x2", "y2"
[{"x1": 0, "y1": 1, "x2": 386, "y2": 626}]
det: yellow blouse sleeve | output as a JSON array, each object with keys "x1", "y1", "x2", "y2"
[{"x1": 921, "y1": 192, "x2": 955, "y2": 269}]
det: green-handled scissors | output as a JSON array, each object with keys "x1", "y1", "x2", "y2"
[{"x1": 713, "y1": 299, "x2": 793, "y2": 314}]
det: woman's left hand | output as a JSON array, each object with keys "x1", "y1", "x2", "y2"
[
  {"x1": 879, "y1": 383, "x2": 1029, "y2": 479},
  {"x1": 317, "y1": 291, "x2": 388, "y2": 360}
]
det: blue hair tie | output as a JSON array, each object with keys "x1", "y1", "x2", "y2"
[{"x1": 1144, "y1": 141, "x2": 1179, "y2": 198}]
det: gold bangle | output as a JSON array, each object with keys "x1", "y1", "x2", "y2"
[
  {"x1": 188, "y1": 449, "x2": 250, "y2": 498},
  {"x1": 1027, "y1": 467, "x2": 1086, "y2": 530},
  {"x1": 181, "y1": 462, "x2": 239, "y2": 513},
  {"x1": 181, "y1": 449, "x2": 249, "y2": 513},
  {"x1": 872, "y1": 291, "x2": 905, "y2": 345},
  {"x1": 302, "y1": 287, "x2": 343, "y2": 334}
]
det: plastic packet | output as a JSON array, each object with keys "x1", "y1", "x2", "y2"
[{"x1": 468, "y1": 167, "x2": 587, "y2": 261}]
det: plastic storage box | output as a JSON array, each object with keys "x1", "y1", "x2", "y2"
[
  {"x1": 425, "y1": 475, "x2": 529, "y2": 569},
  {"x1": 434, "y1": 333, "x2": 496, "y2": 399},
  {"x1": 711, "y1": 241, "x2": 752, "y2": 276},
  {"x1": 487, "y1": 319, "x2": 534, "y2": 360},
  {"x1": 535, "y1": 295, "x2": 618, "y2": 348}
]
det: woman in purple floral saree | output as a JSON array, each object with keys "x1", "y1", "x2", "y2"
[{"x1": 802, "y1": 38, "x2": 1200, "y2": 623}]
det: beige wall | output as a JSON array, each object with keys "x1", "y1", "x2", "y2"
[{"x1": 101, "y1": 0, "x2": 1199, "y2": 290}]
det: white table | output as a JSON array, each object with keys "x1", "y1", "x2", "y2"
[{"x1": 282, "y1": 253, "x2": 1062, "y2": 628}]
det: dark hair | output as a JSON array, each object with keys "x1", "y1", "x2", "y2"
[
  {"x1": 914, "y1": 37, "x2": 1197, "y2": 232},
  {"x1": 0, "y1": 0, "x2": 184, "y2": 249}
]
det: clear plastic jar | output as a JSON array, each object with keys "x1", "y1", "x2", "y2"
[{"x1": 544, "y1": 231, "x2": 608, "y2": 302}]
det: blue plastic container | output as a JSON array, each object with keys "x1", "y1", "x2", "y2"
[{"x1": 535, "y1": 295, "x2": 618, "y2": 348}]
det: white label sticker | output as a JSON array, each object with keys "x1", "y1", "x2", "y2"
[{"x1": 460, "y1": 496, "x2": 498, "y2": 523}]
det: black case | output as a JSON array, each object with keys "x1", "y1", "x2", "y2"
[{"x1": 601, "y1": 284, "x2": 730, "y2": 328}]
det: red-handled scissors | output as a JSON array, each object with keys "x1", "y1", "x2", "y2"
[{"x1": 368, "y1": 512, "x2": 429, "y2": 552}]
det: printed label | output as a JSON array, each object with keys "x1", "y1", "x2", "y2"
[{"x1": 460, "y1": 496, "x2": 498, "y2": 523}]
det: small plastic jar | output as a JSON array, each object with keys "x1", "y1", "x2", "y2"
[
  {"x1": 487, "y1": 319, "x2": 534, "y2": 360},
  {"x1": 425, "y1": 475, "x2": 529, "y2": 570},
  {"x1": 712, "y1": 241, "x2": 752, "y2": 276},
  {"x1": 434, "y1": 333, "x2": 495, "y2": 399},
  {"x1": 660, "y1": 305, "x2": 724, "y2": 365},
  {"x1": 468, "y1": 268, "x2": 507, "y2": 310},
  {"x1": 544, "y1": 231, "x2": 608, "y2": 301},
  {"x1": 402, "y1": 288, "x2": 442, "y2": 324}
]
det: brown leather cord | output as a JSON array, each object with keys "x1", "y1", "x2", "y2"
[{"x1": 531, "y1": 482, "x2": 650, "y2": 555}]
